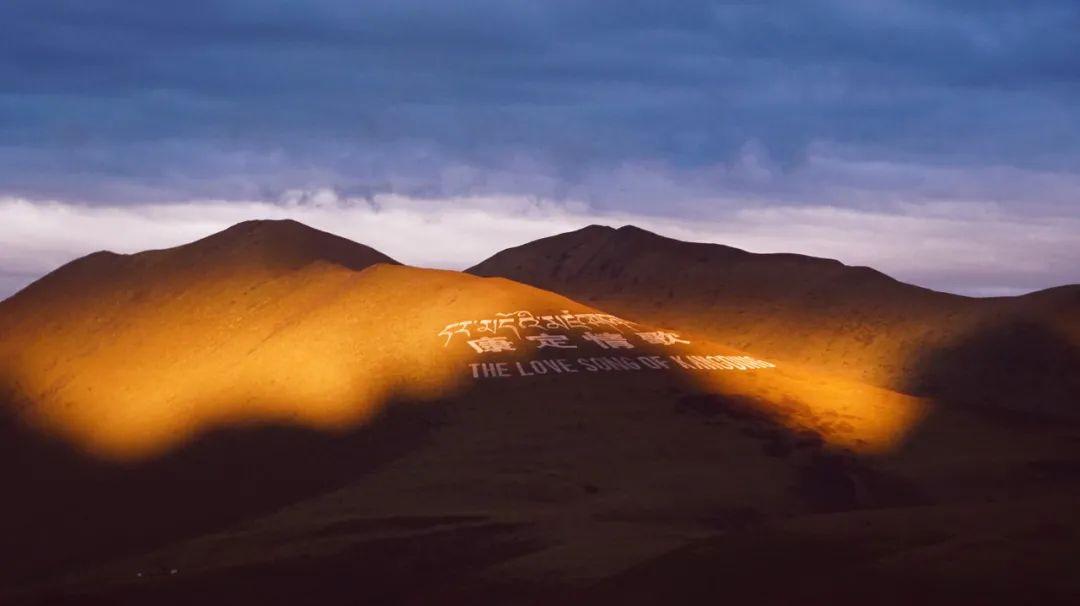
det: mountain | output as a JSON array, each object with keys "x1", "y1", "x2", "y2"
[
  {"x1": 2, "y1": 221, "x2": 1078, "y2": 604},
  {"x1": 5, "y1": 218, "x2": 398, "y2": 305},
  {"x1": 468, "y1": 224, "x2": 1080, "y2": 417}
]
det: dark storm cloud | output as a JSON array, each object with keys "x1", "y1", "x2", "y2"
[{"x1": 2, "y1": 0, "x2": 1079, "y2": 208}]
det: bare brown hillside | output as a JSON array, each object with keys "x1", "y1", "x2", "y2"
[
  {"x1": 2, "y1": 221, "x2": 1078, "y2": 604},
  {"x1": 468, "y1": 225, "x2": 1080, "y2": 417}
]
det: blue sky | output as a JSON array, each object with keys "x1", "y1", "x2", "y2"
[{"x1": 2, "y1": 1, "x2": 1078, "y2": 297}]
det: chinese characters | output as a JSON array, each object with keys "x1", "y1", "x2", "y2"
[
  {"x1": 439, "y1": 310, "x2": 642, "y2": 347},
  {"x1": 439, "y1": 310, "x2": 694, "y2": 353}
]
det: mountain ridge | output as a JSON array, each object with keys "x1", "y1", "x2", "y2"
[
  {"x1": 468, "y1": 223, "x2": 1080, "y2": 416},
  {"x1": 474, "y1": 223, "x2": 1079, "y2": 301},
  {"x1": 2, "y1": 219, "x2": 399, "y2": 308},
  {"x1": 4, "y1": 219, "x2": 1079, "y2": 604}
]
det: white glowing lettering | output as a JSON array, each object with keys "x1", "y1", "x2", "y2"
[{"x1": 439, "y1": 310, "x2": 640, "y2": 347}]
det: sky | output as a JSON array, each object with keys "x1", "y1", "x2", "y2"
[{"x1": 2, "y1": 0, "x2": 1078, "y2": 298}]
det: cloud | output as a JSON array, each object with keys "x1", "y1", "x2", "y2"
[
  {"x1": 2, "y1": 193, "x2": 1076, "y2": 300},
  {"x1": 1, "y1": 0, "x2": 1079, "y2": 206}
]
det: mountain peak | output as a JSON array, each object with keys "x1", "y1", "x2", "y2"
[
  {"x1": 576, "y1": 223, "x2": 657, "y2": 238},
  {"x1": 217, "y1": 218, "x2": 311, "y2": 236},
  {"x1": 178, "y1": 219, "x2": 399, "y2": 272},
  {"x1": 4, "y1": 220, "x2": 399, "y2": 305},
  {"x1": 204, "y1": 218, "x2": 344, "y2": 246}
]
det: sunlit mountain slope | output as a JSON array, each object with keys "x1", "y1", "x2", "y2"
[
  {"x1": 468, "y1": 225, "x2": 1080, "y2": 416},
  {"x1": 0, "y1": 219, "x2": 933, "y2": 462},
  {"x1": 2, "y1": 220, "x2": 1077, "y2": 604}
]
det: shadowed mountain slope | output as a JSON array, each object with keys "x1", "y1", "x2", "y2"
[
  {"x1": 468, "y1": 225, "x2": 1080, "y2": 416},
  {"x1": 2, "y1": 221, "x2": 1078, "y2": 604}
]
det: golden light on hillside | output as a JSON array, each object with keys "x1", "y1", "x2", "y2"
[
  {"x1": 683, "y1": 359, "x2": 930, "y2": 454},
  {"x1": 1, "y1": 263, "x2": 613, "y2": 460},
  {"x1": 427, "y1": 303, "x2": 930, "y2": 455},
  {"x1": 1, "y1": 242, "x2": 931, "y2": 461}
]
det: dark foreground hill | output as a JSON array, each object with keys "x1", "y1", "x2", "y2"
[
  {"x1": 469, "y1": 224, "x2": 1080, "y2": 417},
  {"x1": 2, "y1": 221, "x2": 1078, "y2": 605}
]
